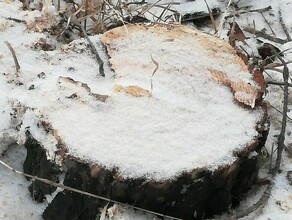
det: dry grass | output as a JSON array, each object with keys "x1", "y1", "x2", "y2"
[{"x1": 60, "y1": 0, "x2": 180, "y2": 34}]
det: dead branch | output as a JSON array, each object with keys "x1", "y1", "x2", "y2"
[
  {"x1": 225, "y1": 6, "x2": 272, "y2": 19},
  {"x1": 57, "y1": 0, "x2": 60, "y2": 11},
  {"x1": 232, "y1": 184, "x2": 273, "y2": 219},
  {"x1": 260, "y1": 12, "x2": 276, "y2": 37},
  {"x1": 80, "y1": 25, "x2": 105, "y2": 77},
  {"x1": 269, "y1": 144, "x2": 275, "y2": 173},
  {"x1": 263, "y1": 70, "x2": 285, "y2": 92},
  {"x1": 270, "y1": 104, "x2": 292, "y2": 122},
  {"x1": 150, "y1": 54, "x2": 159, "y2": 95},
  {"x1": 278, "y1": 9, "x2": 291, "y2": 41},
  {"x1": 4, "y1": 41, "x2": 21, "y2": 74},
  {"x1": 0, "y1": 158, "x2": 182, "y2": 220},
  {"x1": 243, "y1": 26, "x2": 288, "y2": 44},
  {"x1": 270, "y1": 47, "x2": 289, "y2": 174},
  {"x1": 156, "y1": 3, "x2": 171, "y2": 22},
  {"x1": 216, "y1": 0, "x2": 233, "y2": 35},
  {"x1": 265, "y1": 68, "x2": 286, "y2": 74},
  {"x1": 203, "y1": 0, "x2": 217, "y2": 32},
  {"x1": 265, "y1": 60, "x2": 292, "y2": 69},
  {"x1": 266, "y1": 80, "x2": 292, "y2": 87},
  {"x1": 263, "y1": 70, "x2": 277, "y2": 81},
  {"x1": 3, "y1": 17, "x2": 26, "y2": 23}
]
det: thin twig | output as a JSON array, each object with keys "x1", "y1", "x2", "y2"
[
  {"x1": 265, "y1": 67, "x2": 286, "y2": 74},
  {"x1": 233, "y1": 184, "x2": 273, "y2": 219},
  {"x1": 264, "y1": 70, "x2": 284, "y2": 92},
  {"x1": 80, "y1": 25, "x2": 105, "y2": 77},
  {"x1": 243, "y1": 26, "x2": 288, "y2": 44},
  {"x1": 156, "y1": 3, "x2": 170, "y2": 22},
  {"x1": 252, "y1": 20, "x2": 256, "y2": 37},
  {"x1": 265, "y1": 60, "x2": 292, "y2": 69},
  {"x1": 278, "y1": 9, "x2": 291, "y2": 41},
  {"x1": 270, "y1": 47, "x2": 289, "y2": 174},
  {"x1": 270, "y1": 104, "x2": 292, "y2": 122},
  {"x1": 0, "y1": 159, "x2": 182, "y2": 220},
  {"x1": 4, "y1": 41, "x2": 21, "y2": 74},
  {"x1": 266, "y1": 80, "x2": 292, "y2": 87},
  {"x1": 3, "y1": 16, "x2": 26, "y2": 23},
  {"x1": 260, "y1": 11, "x2": 276, "y2": 37},
  {"x1": 216, "y1": 0, "x2": 233, "y2": 36},
  {"x1": 203, "y1": 0, "x2": 217, "y2": 32},
  {"x1": 84, "y1": 0, "x2": 89, "y2": 30},
  {"x1": 269, "y1": 144, "x2": 274, "y2": 173},
  {"x1": 225, "y1": 6, "x2": 272, "y2": 19},
  {"x1": 57, "y1": 0, "x2": 60, "y2": 11},
  {"x1": 263, "y1": 70, "x2": 277, "y2": 81},
  {"x1": 150, "y1": 54, "x2": 159, "y2": 95}
]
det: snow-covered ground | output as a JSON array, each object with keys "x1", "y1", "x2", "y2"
[
  {"x1": 0, "y1": 144, "x2": 45, "y2": 220},
  {"x1": 0, "y1": 0, "x2": 292, "y2": 219}
]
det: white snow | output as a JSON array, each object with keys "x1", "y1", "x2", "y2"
[
  {"x1": 0, "y1": 0, "x2": 291, "y2": 219},
  {"x1": 0, "y1": 1, "x2": 264, "y2": 181},
  {"x1": 0, "y1": 144, "x2": 45, "y2": 220},
  {"x1": 174, "y1": 0, "x2": 220, "y2": 16}
]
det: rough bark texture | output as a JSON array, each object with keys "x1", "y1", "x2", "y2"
[
  {"x1": 23, "y1": 108, "x2": 269, "y2": 220},
  {"x1": 42, "y1": 160, "x2": 105, "y2": 220},
  {"x1": 23, "y1": 131, "x2": 60, "y2": 202}
]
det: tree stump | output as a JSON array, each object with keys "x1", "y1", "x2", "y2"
[{"x1": 23, "y1": 24, "x2": 269, "y2": 220}]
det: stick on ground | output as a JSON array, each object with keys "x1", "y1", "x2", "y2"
[
  {"x1": 243, "y1": 26, "x2": 288, "y2": 44},
  {"x1": 266, "y1": 80, "x2": 292, "y2": 87},
  {"x1": 4, "y1": 41, "x2": 20, "y2": 73},
  {"x1": 233, "y1": 184, "x2": 273, "y2": 219},
  {"x1": 0, "y1": 158, "x2": 182, "y2": 220},
  {"x1": 270, "y1": 47, "x2": 289, "y2": 173},
  {"x1": 80, "y1": 25, "x2": 105, "y2": 77},
  {"x1": 278, "y1": 9, "x2": 291, "y2": 41}
]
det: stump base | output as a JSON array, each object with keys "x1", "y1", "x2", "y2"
[{"x1": 23, "y1": 118, "x2": 269, "y2": 220}]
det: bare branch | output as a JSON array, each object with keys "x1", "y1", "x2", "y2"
[
  {"x1": 269, "y1": 104, "x2": 292, "y2": 122},
  {"x1": 203, "y1": 0, "x2": 217, "y2": 32},
  {"x1": 232, "y1": 184, "x2": 273, "y2": 219},
  {"x1": 4, "y1": 41, "x2": 21, "y2": 74},
  {"x1": 150, "y1": 54, "x2": 159, "y2": 95},
  {"x1": 265, "y1": 60, "x2": 292, "y2": 69},
  {"x1": 269, "y1": 144, "x2": 275, "y2": 173},
  {"x1": 225, "y1": 6, "x2": 272, "y2": 19},
  {"x1": 260, "y1": 11, "x2": 276, "y2": 37},
  {"x1": 270, "y1": 47, "x2": 289, "y2": 174},
  {"x1": 243, "y1": 26, "x2": 288, "y2": 44},
  {"x1": 3, "y1": 16, "x2": 26, "y2": 23},
  {"x1": 0, "y1": 158, "x2": 182, "y2": 220},
  {"x1": 278, "y1": 9, "x2": 292, "y2": 41},
  {"x1": 80, "y1": 25, "x2": 105, "y2": 77},
  {"x1": 266, "y1": 80, "x2": 292, "y2": 87}
]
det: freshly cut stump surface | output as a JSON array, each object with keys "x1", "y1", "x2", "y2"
[{"x1": 23, "y1": 24, "x2": 269, "y2": 220}]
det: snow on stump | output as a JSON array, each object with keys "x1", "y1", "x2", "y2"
[{"x1": 23, "y1": 24, "x2": 269, "y2": 220}]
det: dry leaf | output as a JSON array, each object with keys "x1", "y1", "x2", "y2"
[
  {"x1": 228, "y1": 22, "x2": 246, "y2": 47},
  {"x1": 113, "y1": 84, "x2": 151, "y2": 97}
]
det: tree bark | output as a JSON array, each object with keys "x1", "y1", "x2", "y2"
[{"x1": 23, "y1": 108, "x2": 269, "y2": 220}]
